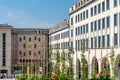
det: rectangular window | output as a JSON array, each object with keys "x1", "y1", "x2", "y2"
[
  {"x1": 91, "y1": 7, "x2": 93, "y2": 16},
  {"x1": 114, "y1": 33, "x2": 118, "y2": 46},
  {"x1": 114, "y1": 13, "x2": 118, "y2": 26},
  {"x1": 91, "y1": 22, "x2": 93, "y2": 32},
  {"x1": 98, "y1": 19, "x2": 101, "y2": 30},
  {"x1": 114, "y1": 0, "x2": 118, "y2": 7},
  {"x1": 91, "y1": 38, "x2": 93, "y2": 48},
  {"x1": 102, "y1": 35, "x2": 105, "y2": 48},
  {"x1": 86, "y1": 10, "x2": 88, "y2": 19},
  {"x1": 81, "y1": 13, "x2": 82, "y2": 21},
  {"x1": 81, "y1": 26, "x2": 82, "y2": 34},
  {"x1": 94, "y1": 37, "x2": 97, "y2": 48},
  {"x1": 86, "y1": 24, "x2": 88, "y2": 33},
  {"x1": 71, "y1": 30, "x2": 73, "y2": 37},
  {"x1": 78, "y1": 14, "x2": 80, "y2": 22},
  {"x1": 98, "y1": 3, "x2": 101, "y2": 14},
  {"x1": 106, "y1": 16, "x2": 110, "y2": 28},
  {"x1": 75, "y1": 27, "x2": 77, "y2": 36},
  {"x1": 2, "y1": 33, "x2": 6, "y2": 67},
  {"x1": 71, "y1": 18, "x2": 73, "y2": 25},
  {"x1": 86, "y1": 39, "x2": 88, "y2": 48},
  {"x1": 78, "y1": 27, "x2": 80, "y2": 35},
  {"x1": 98, "y1": 36, "x2": 101, "y2": 48},
  {"x1": 94, "y1": 6, "x2": 97, "y2": 15},
  {"x1": 107, "y1": 35, "x2": 110, "y2": 47},
  {"x1": 94, "y1": 21, "x2": 97, "y2": 31},
  {"x1": 106, "y1": 0, "x2": 110, "y2": 10},
  {"x1": 75, "y1": 15, "x2": 77, "y2": 23},
  {"x1": 83, "y1": 11, "x2": 85, "y2": 20},
  {"x1": 102, "y1": 2, "x2": 105, "y2": 12},
  {"x1": 78, "y1": 40, "x2": 80, "y2": 50},
  {"x1": 102, "y1": 18, "x2": 105, "y2": 29},
  {"x1": 83, "y1": 25, "x2": 85, "y2": 34}
]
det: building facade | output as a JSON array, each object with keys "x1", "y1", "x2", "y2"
[
  {"x1": 49, "y1": 20, "x2": 70, "y2": 70},
  {"x1": 0, "y1": 24, "x2": 12, "y2": 74},
  {"x1": 0, "y1": 25, "x2": 49, "y2": 75},
  {"x1": 69, "y1": 0, "x2": 120, "y2": 79}
]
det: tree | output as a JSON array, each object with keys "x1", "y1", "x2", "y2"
[{"x1": 80, "y1": 40, "x2": 87, "y2": 80}]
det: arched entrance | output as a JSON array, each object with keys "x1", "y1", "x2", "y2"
[
  {"x1": 101, "y1": 57, "x2": 110, "y2": 73},
  {"x1": 76, "y1": 59, "x2": 81, "y2": 79},
  {"x1": 115, "y1": 55, "x2": 120, "y2": 77},
  {"x1": 91, "y1": 57, "x2": 99, "y2": 74}
]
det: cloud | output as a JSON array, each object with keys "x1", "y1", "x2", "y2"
[{"x1": 7, "y1": 12, "x2": 16, "y2": 18}]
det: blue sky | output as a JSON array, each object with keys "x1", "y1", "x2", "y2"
[{"x1": 0, "y1": 0, "x2": 77, "y2": 28}]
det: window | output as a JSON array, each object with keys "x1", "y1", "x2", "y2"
[
  {"x1": 107, "y1": 35, "x2": 110, "y2": 47},
  {"x1": 86, "y1": 24, "x2": 88, "y2": 33},
  {"x1": 75, "y1": 27, "x2": 77, "y2": 35},
  {"x1": 29, "y1": 38, "x2": 31, "y2": 41},
  {"x1": 81, "y1": 13, "x2": 83, "y2": 21},
  {"x1": 86, "y1": 10, "x2": 88, "y2": 19},
  {"x1": 81, "y1": 26, "x2": 83, "y2": 34},
  {"x1": 23, "y1": 44, "x2": 26, "y2": 48},
  {"x1": 78, "y1": 14, "x2": 80, "y2": 22},
  {"x1": 102, "y1": 2, "x2": 105, "y2": 12},
  {"x1": 102, "y1": 35, "x2": 105, "y2": 48},
  {"x1": 98, "y1": 19, "x2": 101, "y2": 30},
  {"x1": 29, "y1": 51, "x2": 31, "y2": 55},
  {"x1": 114, "y1": 0, "x2": 118, "y2": 7},
  {"x1": 98, "y1": 4, "x2": 101, "y2": 14},
  {"x1": 71, "y1": 18, "x2": 73, "y2": 25},
  {"x1": 78, "y1": 40, "x2": 80, "y2": 50},
  {"x1": 91, "y1": 38, "x2": 93, "y2": 48},
  {"x1": 94, "y1": 37, "x2": 97, "y2": 48},
  {"x1": 83, "y1": 25, "x2": 85, "y2": 34},
  {"x1": 78, "y1": 27, "x2": 80, "y2": 35},
  {"x1": 106, "y1": 16, "x2": 110, "y2": 28},
  {"x1": 114, "y1": 33, "x2": 118, "y2": 46},
  {"x1": 71, "y1": 30, "x2": 73, "y2": 37},
  {"x1": 91, "y1": 7, "x2": 93, "y2": 16},
  {"x1": 75, "y1": 15, "x2": 77, "y2": 23},
  {"x1": 102, "y1": 18, "x2": 105, "y2": 29},
  {"x1": 106, "y1": 0, "x2": 110, "y2": 10},
  {"x1": 94, "y1": 6, "x2": 97, "y2": 15},
  {"x1": 114, "y1": 13, "x2": 118, "y2": 26},
  {"x1": 34, "y1": 44, "x2": 37, "y2": 48},
  {"x1": 91, "y1": 22, "x2": 93, "y2": 32},
  {"x1": 19, "y1": 37, "x2": 22, "y2": 42},
  {"x1": 38, "y1": 38, "x2": 41, "y2": 41},
  {"x1": 98, "y1": 36, "x2": 101, "y2": 48},
  {"x1": 83, "y1": 11, "x2": 85, "y2": 20},
  {"x1": 94, "y1": 21, "x2": 97, "y2": 31}
]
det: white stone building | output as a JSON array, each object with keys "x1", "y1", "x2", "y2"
[{"x1": 69, "y1": 0, "x2": 120, "y2": 79}]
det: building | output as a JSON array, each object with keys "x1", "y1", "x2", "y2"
[
  {"x1": 0, "y1": 24, "x2": 49, "y2": 75},
  {"x1": 49, "y1": 20, "x2": 70, "y2": 71},
  {"x1": 0, "y1": 24, "x2": 12, "y2": 74},
  {"x1": 69, "y1": 0, "x2": 120, "y2": 79}
]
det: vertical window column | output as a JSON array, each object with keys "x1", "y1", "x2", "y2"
[
  {"x1": 114, "y1": 33, "x2": 118, "y2": 46},
  {"x1": 2, "y1": 33, "x2": 6, "y2": 66}
]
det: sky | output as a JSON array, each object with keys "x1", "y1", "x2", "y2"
[{"x1": 0, "y1": 0, "x2": 77, "y2": 28}]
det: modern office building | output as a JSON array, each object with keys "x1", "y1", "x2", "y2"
[
  {"x1": 0, "y1": 24, "x2": 49, "y2": 75},
  {"x1": 69, "y1": 0, "x2": 120, "y2": 79},
  {"x1": 49, "y1": 20, "x2": 70, "y2": 70}
]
